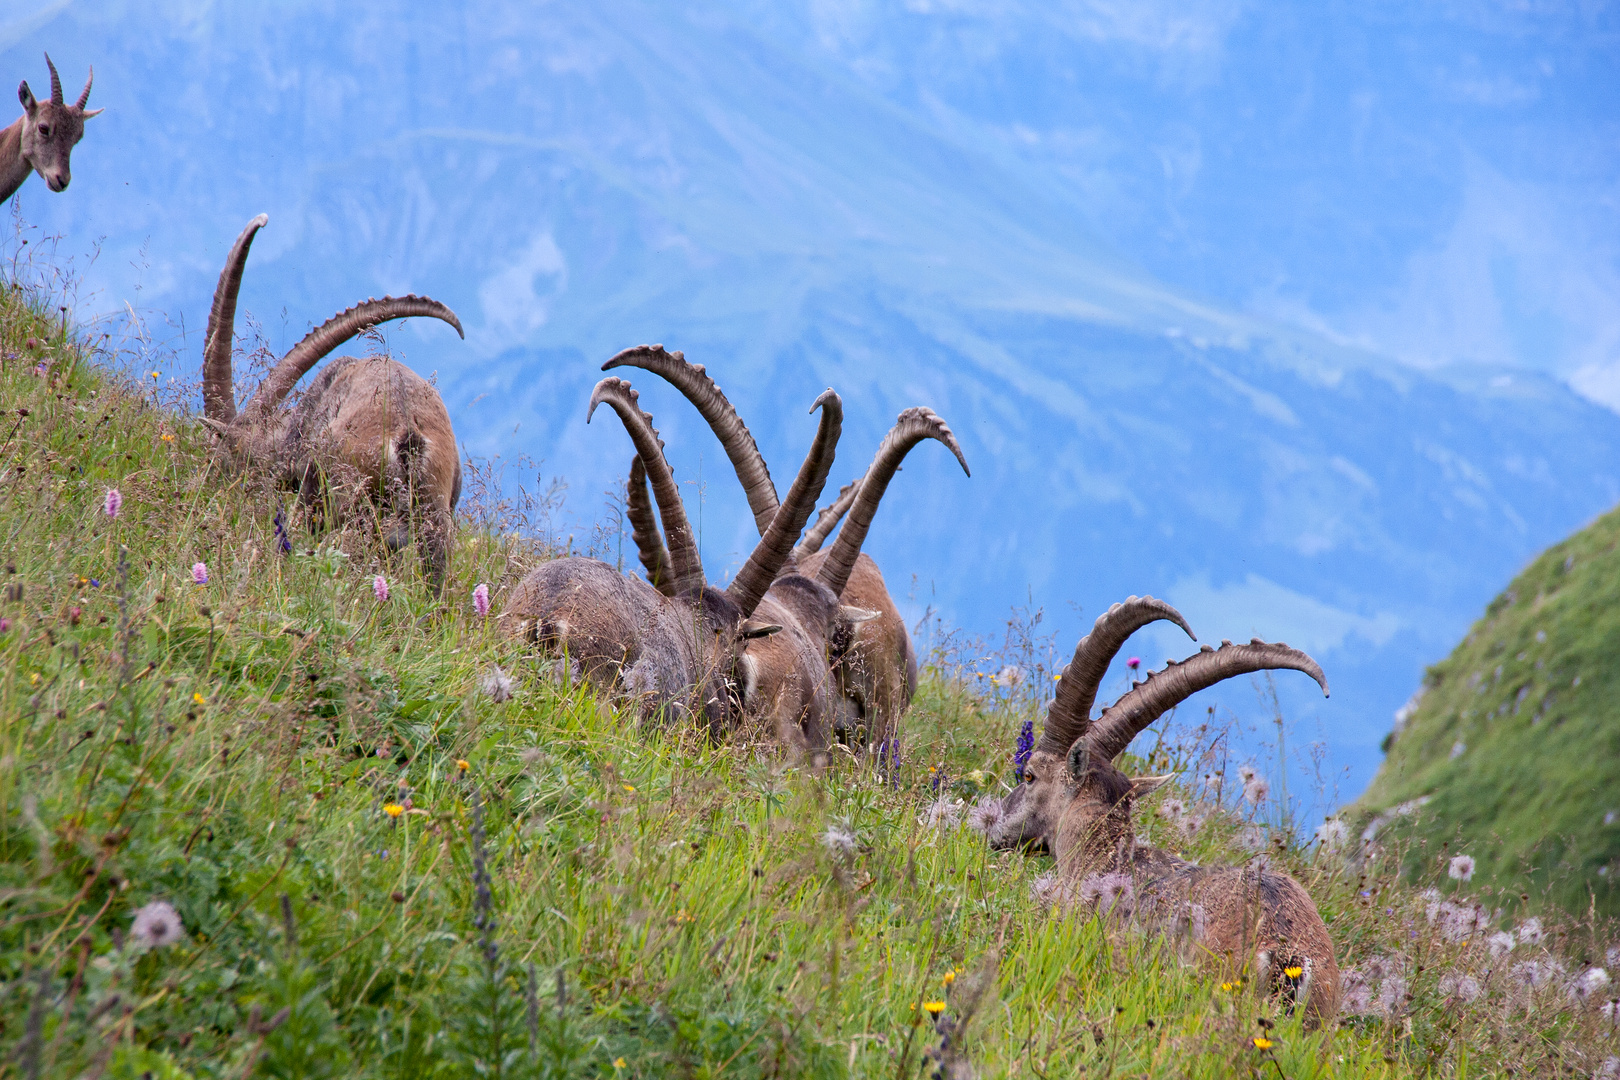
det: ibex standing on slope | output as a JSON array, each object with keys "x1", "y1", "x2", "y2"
[
  {"x1": 987, "y1": 597, "x2": 1342, "y2": 1026},
  {"x1": 2, "y1": 55, "x2": 101, "y2": 202},
  {"x1": 602, "y1": 346, "x2": 967, "y2": 749},
  {"x1": 502, "y1": 377, "x2": 842, "y2": 734},
  {"x1": 201, "y1": 215, "x2": 465, "y2": 591}
]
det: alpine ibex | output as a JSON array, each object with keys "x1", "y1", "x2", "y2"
[
  {"x1": 602, "y1": 345, "x2": 968, "y2": 749},
  {"x1": 200, "y1": 214, "x2": 465, "y2": 590},
  {"x1": 986, "y1": 597, "x2": 1341, "y2": 1026},
  {"x1": 502, "y1": 377, "x2": 841, "y2": 734},
  {"x1": 621, "y1": 398, "x2": 966, "y2": 752},
  {"x1": 2, "y1": 55, "x2": 101, "y2": 202}
]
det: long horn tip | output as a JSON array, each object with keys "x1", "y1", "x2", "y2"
[{"x1": 810, "y1": 387, "x2": 840, "y2": 413}]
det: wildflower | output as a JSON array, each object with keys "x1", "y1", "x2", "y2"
[
  {"x1": 456, "y1": 759, "x2": 470, "y2": 772},
  {"x1": 150, "y1": 370, "x2": 160, "y2": 379},
  {"x1": 1601, "y1": 1000, "x2": 1618, "y2": 1028},
  {"x1": 992, "y1": 664, "x2": 1023, "y2": 688},
  {"x1": 1376, "y1": 976, "x2": 1408, "y2": 1017},
  {"x1": 33, "y1": 360, "x2": 48, "y2": 376},
  {"x1": 472, "y1": 582, "x2": 490, "y2": 617},
  {"x1": 1126, "y1": 656, "x2": 1140, "y2": 670},
  {"x1": 1158, "y1": 798, "x2": 1186, "y2": 822},
  {"x1": 922, "y1": 1000, "x2": 946, "y2": 1016},
  {"x1": 1438, "y1": 973, "x2": 1481, "y2": 1003},
  {"x1": 821, "y1": 824, "x2": 858, "y2": 855},
  {"x1": 1283, "y1": 965, "x2": 1303, "y2": 980},
  {"x1": 1576, "y1": 967, "x2": 1611, "y2": 1001},
  {"x1": 481, "y1": 664, "x2": 515, "y2": 703},
  {"x1": 130, "y1": 901, "x2": 185, "y2": 949},
  {"x1": 1252, "y1": 1037, "x2": 1273, "y2": 1049},
  {"x1": 1011, "y1": 717, "x2": 1034, "y2": 780},
  {"x1": 614, "y1": 1059, "x2": 627, "y2": 1070},
  {"x1": 1314, "y1": 818, "x2": 1349, "y2": 852},
  {"x1": 384, "y1": 803, "x2": 404, "y2": 818},
  {"x1": 1220, "y1": 979, "x2": 1244, "y2": 992},
  {"x1": 1180, "y1": 812, "x2": 1206, "y2": 838},
  {"x1": 942, "y1": 970, "x2": 957, "y2": 987},
  {"x1": 1487, "y1": 931, "x2": 1516, "y2": 958},
  {"x1": 69, "y1": 606, "x2": 81, "y2": 625},
  {"x1": 191, "y1": 562, "x2": 208, "y2": 585},
  {"x1": 24, "y1": 337, "x2": 38, "y2": 350},
  {"x1": 273, "y1": 510, "x2": 292, "y2": 555},
  {"x1": 1597, "y1": 1056, "x2": 1619, "y2": 1080},
  {"x1": 1518, "y1": 917, "x2": 1545, "y2": 946},
  {"x1": 1243, "y1": 776, "x2": 1269, "y2": 806},
  {"x1": 930, "y1": 764, "x2": 949, "y2": 793},
  {"x1": 966, "y1": 795, "x2": 1004, "y2": 837},
  {"x1": 1030, "y1": 873, "x2": 1071, "y2": 907},
  {"x1": 1448, "y1": 854, "x2": 1476, "y2": 881},
  {"x1": 0, "y1": 618, "x2": 10, "y2": 633},
  {"x1": 1078, "y1": 871, "x2": 1136, "y2": 918},
  {"x1": 373, "y1": 575, "x2": 389, "y2": 601},
  {"x1": 1237, "y1": 825, "x2": 1266, "y2": 851},
  {"x1": 1237, "y1": 764, "x2": 1257, "y2": 784},
  {"x1": 193, "y1": 692, "x2": 205, "y2": 705},
  {"x1": 103, "y1": 488, "x2": 122, "y2": 518},
  {"x1": 160, "y1": 432, "x2": 174, "y2": 442},
  {"x1": 921, "y1": 797, "x2": 963, "y2": 829},
  {"x1": 622, "y1": 785, "x2": 636, "y2": 793}
]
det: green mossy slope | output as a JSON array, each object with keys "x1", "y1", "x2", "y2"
[{"x1": 1355, "y1": 505, "x2": 1620, "y2": 914}]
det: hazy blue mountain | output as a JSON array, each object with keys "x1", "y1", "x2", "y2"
[{"x1": 5, "y1": 1, "x2": 1618, "y2": 806}]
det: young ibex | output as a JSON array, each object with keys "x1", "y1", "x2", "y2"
[
  {"x1": 621, "y1": 397, "x2": 967, "y2": 752},
  {"x1": 501, "y1": 377, "x2": 841, "y2": 734},
  {"x1": 987, "y1": 597, "x2": 1341, "y2": 1026},
  {"x1": 201, "y1": 214, "x2": 465, "y2": 590},
  {"x1": 602, "y1": 345, "x2": 968, "y2": 748},
  {"x1": 2, "y1": 55, "x2": 101, "y2": 202}
]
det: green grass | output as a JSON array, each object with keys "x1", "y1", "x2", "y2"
[
  {"x1": 1353, "y1": 501, "x2": 1620, "y2": 917},
  {"x1": 1, "y1": 270, "x2": 1617, "y2": 1077}
]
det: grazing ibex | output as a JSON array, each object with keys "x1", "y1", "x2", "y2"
[
  {"x1": 502, "y1": 378, "x2": 840, "y2": 734},
  {"x1": 2, "y1": 54, "x2": 101, "y2": 202},
  {"x1": 987, "y1": 597, "x2": 1341, "y2": 1025},
  {"x1": 201, "y1": 215, "x2": 465, "y2": 590},
  {"x1": 602, "y1": 345, "x2": 967, "y2": 748}
]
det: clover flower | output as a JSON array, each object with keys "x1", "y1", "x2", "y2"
[
  {"x1": 373, "y1": 575, "x2": 389, "y2": 602},
  {"x1": 191, "y1": 562, "x2": 209, "y2": 585},
  {"x1": 473, "y1": 582, "x2": 490, "y2": 617},
  {"x1": 130, "y1": 900, "x2": 185, "y2": 950},
  {"x1": 103, "y1": 488, "x2": 122, "y2": 518},
  {"x1": 1448, "y1": 854, "x2": 1476, "y2": 882}
]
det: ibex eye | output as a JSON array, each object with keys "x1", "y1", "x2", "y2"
[{"x1": 38, "y1": 126, "x2": 49, "y2": 136}]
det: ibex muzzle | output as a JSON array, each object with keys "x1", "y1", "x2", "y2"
[
  {"x1": 602, "y1": 345, "x2": 968, "y2": 750},
  {"x1": 3, "y1": 54, "x2": 101, "y2": 201},
  {"x1": 986, "y1": 597, "x2": 1342, "y2": 1026},
  {"x1": 201, "y1": 215, "x2": 465, "y2": 591}
]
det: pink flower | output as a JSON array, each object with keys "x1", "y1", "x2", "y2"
[
  {"x1": 103, "y1": 488, "x2": 122, "y2": 518},
  {"x1": 0, "y1": 618, "x2": 10, "y2": 633},
  {"x1": 373, "y1": 575, "x2": 389, "y2": 602},
  {"x1": 473, "y1": 583, "x2": 490, "y2": 617},
  {"x1": 191, "y1": 562, "x2": 209, "y2": 586},
  {"x1": 1126, "y1": 656, "x2": 1140, "y2": 670}
]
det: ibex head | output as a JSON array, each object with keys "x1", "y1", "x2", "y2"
[
  {"x1": 989, "y1": 597, "x2": 1329, "y2": 875},
  {"x1": 18, "y1": 54, "x2": 101, "y2": 193}
]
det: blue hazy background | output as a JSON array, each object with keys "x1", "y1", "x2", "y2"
[{"x1": 6, "y1": 1, "x2": 1620, "y2": 811}]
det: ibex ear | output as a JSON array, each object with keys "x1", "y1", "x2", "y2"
[
  {"x1": 1129, "y1": 774, "x2": 1176, "y2": 798},
  {"x1": 81, "y1": 107, "x2": 103, "y2": 120},
  {"x1": 838, "y1": 605, "x2": 879, "y2": 625},
  {"x1": 1066, "y1": 739, "x2": 1091, "y2": 780},
  {"x1": 739, "y1": 620, "x2": 782, "y2": 641},
  {"x1": 19, "y1": 81, "x2": 36, "y2": 113}
]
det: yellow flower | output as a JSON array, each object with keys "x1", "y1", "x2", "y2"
[
  {"x1": 1252, "y1": 1036, "x2": 1273, "y2": 1050},
  {"x1": 622, "y1": 784, "x2": 636, "y2": 793},
  {"x1": 675, "y1": 908, "x2": 694, "y2": 924},
  {"x1": 149, "y1": 370, "x2": 160, "y2": 379},
  {"x1": 193, "y1": 692, "x2": 206, "y2": 705},
  {"x1": 29, "y1": 672, "x2": 39, "y2": 686},
  {"x1": 923, "y1": 1000, "x2": 946, "y2": 1016},
  {"x1": 1220, "y1": 979, "x2": 1245, "y2": 992},
  {"x1": 1283, "y1": 965, "x2": 1303, "y2": 980},
  {"x1": 1053, "y1": 673, "x2": 1062, "y2": 681},
  {"x1": 456, "y1": 759, "x2": 470, "y2": 772},
  {"x1": 384, "y1": 803, "x2": 405, "y2": 818},
  {"x1": 614, "y1": 1059, "x2": 626, "y2": 1070},
  {"x1": 942, "y1": 970, "x2": 957, "y2": 987},
  {"x1": 160, "y1": 432, "x2": 174, "y2": 442}
]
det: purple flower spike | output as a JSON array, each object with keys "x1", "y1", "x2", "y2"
[
  {"x1": 103, "y1": 488, "x2": 122, "y2": 518},
  {"x1": 373, "y1": 575, "x2": 389, "y2": 602},
  {"x1": 191, "y1": 562, "x2": 209, "y2": 586},
  {"x1": 1013, "y1": 718, "x2": 1035, "y2": 781},
  {"x1": 473, "y1": 583, "x2": 490, "y2": 617}
]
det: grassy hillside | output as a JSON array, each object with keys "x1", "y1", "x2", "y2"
[
  {"x1": 1, "y1": 273, "x2": 1616, "y2": 1078},
  {"x1": 1355, "y1": 503, "x2": 1620, "y2": 916}
]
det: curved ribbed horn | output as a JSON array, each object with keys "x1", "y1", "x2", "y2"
[
  {"x1": 628, "y1": 455, "x2": 675, "y2": 597},
  {"x1": 241, "y1": 296, "x2": 464, "y2": 421},
  {"x1": 589, "y1": 377, "x2": 704, "y2": 596},
  {"x1": 602, "y1": 344, "x2": 779, "y2": 535},
  {"x1": 44, "y1": 54, "x2": 62, "y2": 105},
  {"x1": 202, "y1": 214, "x2": 268, "y2": 423},
  {"x1": 1035, "y1": 597, "x2": 1195, "y2": 758},
  {"x1": 793, "y1": 477, "x2": 859, "y2": 558},
  {"x1": 1083, "y1": 639, "x2": 1330, "y2": 764},
  {"x1": 815, "y1": 407, "x2": 970, "y2": 599},
  {"x1": 727, "y1": 390, "x2": 841, "y2": 617},
  {"x1": 74, "y1": 66, "x2": 93, "y2": 111}
]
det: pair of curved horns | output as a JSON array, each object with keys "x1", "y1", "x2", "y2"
[
  {"x1": 202, "y1": 214, "x2": 464, "y2": 426},
  {"x1": 39, "y1": 54, "x2": 96, "y2": 112},
  {"x1": 591, "y1": 377, "x2": 840, "y2": 617},
  {"x1": 1037, "y1": 593, "x2": 1329, "y2": 765}
]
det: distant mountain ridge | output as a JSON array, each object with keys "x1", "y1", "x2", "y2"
[{"x1": 6, "y1": 1, "x2": 1620, "y2": 800}]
